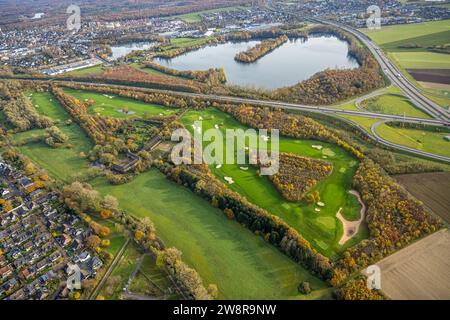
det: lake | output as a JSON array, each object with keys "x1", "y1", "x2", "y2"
[
  {"x1": 110, "y1": 42, "x2": 154, "y2": 60},
  {"x1": 154, "y1": 36, "x2": 359, "y2": 89}
]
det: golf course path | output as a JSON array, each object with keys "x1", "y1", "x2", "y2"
[{"x1": 336, "y1": 190, "x2": 366, "y2": 245}]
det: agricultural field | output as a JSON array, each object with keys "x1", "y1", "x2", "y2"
[
  {"x1": 395, "y1": 172, "x2": 450, "y2": 223},
  {"x1": 369, "y1": 229, "x2": 450, "y2": 300},
  {"x1": 181, "y1": 108, "x2": 368, "y2": 257},
  {"x1": 363, "y1": 19, "x2": 450, "y2": 108},
  {"x1": 363, "y1": 19, "x2": 450, "y2": 47},
  {"x1": 91, "y1": 169, "x2": 332, "y2": 300},
  {"x1": 360, "y1": 94, "x2": 432, "y2": 118},
  {"x1": 375, "y1": 123, "x2": 450, "y2": 158},
  {"x1": 62, "y1": 88, "x2": 178, "y2": 118},
  {"x1": 13, "y1": 91, "x2": 93, "y2": 181}
]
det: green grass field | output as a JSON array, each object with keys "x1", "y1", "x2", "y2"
[
  {"x1": 65, "y1": 64, "x2": 105, "y2": 77},
  {"x1": 13, "y1": 91, "x2": 93, "y2": 182},
  {"x1": 91, "y1": 169, "x2": 331, "y2": 300},
  {"x1": 389, "y1": 51, "x2": 450, "y2": 69},
  {"x1": 62, "y1": 88, "x2": 178, "y2": 118},
  {"x1": 363, "y1": 19, "x2": 450, "y2": 93},
  {"x1": 181, "y1": 108, "x2": 367, "y2": 257},
  {"x1": 363, "y1": 19, "x2": 450, "y2": 46},
  {"x1": 174, "y1": 6, "x2": 244, "y2": 23},
  {"x1": 98, "y1": 242, "x2": 141, "y2": 300},
  {"x1": 376, "y1": 123, "x2": 450, "y2": 158},
  {"x1": 360, "y1": 94, "x2": 432, "y2": 118},
  {"x1": 340, "y1": 115, "x2": 381, "y2": 134}
]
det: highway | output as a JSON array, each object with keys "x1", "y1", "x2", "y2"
[
  {"x1": 10, "y1": 77, "x2": 449, "y2": 127},
  {"x1": 309, "y1": 18, "x2": 450, "y2": 122}
]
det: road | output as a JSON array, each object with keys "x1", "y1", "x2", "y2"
[
  {"x1": 370, "y1": 120, "x2": 450, "y2": 163},
  {"x1": 309, "y1": 18, "x2": 450, "y2": 122},
  {"x1": 7, "y1": 76, "x2": 449, "y2": 163},
  {"x1": 88, "y1": 238, "x2": 130, "y2": 300},
  {"x1": 9, "y1": 77, "x2": 449, "y2": 127}
]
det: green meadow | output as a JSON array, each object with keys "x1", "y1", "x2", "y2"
[
  {"x1": 360, "y1": 94, "x2": 432, "y2": 118},
  {"x1": 62, "y1": 88, "x2": 178, "y2": 118},
  {"x1": 174, "y1": 6, "x2": 244, "y2": 23},
  {"x1": 375, "y1": 123, "x2": 450, "y2": 158},
  {"x1": 14, "y1": 91, "x2": 93, "y2": 182},
  {"x1": 181, "y1": 108, "x2": 367, "y2": 257},
  {"x1": 91, "y1": 170, "x2": 331, "y2": 300},
  {"x1": 363, "y1": 19, "x2": 450, "y2": 46}
]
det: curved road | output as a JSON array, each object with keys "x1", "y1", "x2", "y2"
[
  {"x1": 371, "y1": 120, "x2": 450, "y2": 163},
  {"x1": 309, "y1": 18, "x2": 450, "y2": 122},
  {"x1": 9, "y1": 76, "x2": 450, "y2": 163}
]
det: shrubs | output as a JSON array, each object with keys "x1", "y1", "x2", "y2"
[
  {"x1": 333, "y1": 158, "x2": 443, "y2": 280},
  {"x1": 44, "y1": 126, "x2": 68, "y2": 148},
  {"x1": 0, "y1": 83, "x2": 54, "y2": 131},
  {"x1": 267, "y1": 153, "x2": 332, "y2": 202},
  {"x1": 157, "y1": 247, "x2": 213, "y2": 300},
  {"x1": 157, "y1": 162, "x2": 334, "y2": 282},
  {"x1": 334, "y1": 277, "x2": 384, "y2": 300},
  {"x1": 298, "y1": 281, "x2": 312, "y2": 295},
  {"x1": 235, "y1": 35, "x2": 289, "y2": 63}
]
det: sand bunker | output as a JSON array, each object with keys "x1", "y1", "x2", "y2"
[{"x1": 336, "y1": 190, "x2": 366, "y2": 245}]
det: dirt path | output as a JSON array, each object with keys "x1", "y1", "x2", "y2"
[{"x1": 336, "y1": 190, "x2": 366, "y2": 245}]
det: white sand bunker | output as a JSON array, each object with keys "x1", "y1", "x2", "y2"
[
  {"x1": 312, "y1": 145, "x2": 323, "y2": 150},
  {"x1": 336, "y1": 190, "x2": 366, "y2": 245},
  {"x1": 214, "y1": 124, "x2": 219, "y2": 129},
  {"x1": 240, "y1": 167, "x2": 249, "y2": 171},
  {"x1": 216, "y1": 164, "x2": 222, "y2": 169},
  {"x1": 103, "y1": 94, "x2": 114, "y2": 99},
  {"x1": 224, "y1": 176, "x2": 234, "y2": 184}
]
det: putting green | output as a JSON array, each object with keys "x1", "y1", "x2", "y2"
[{"x1": 181, "y1": 108, "x2": 368, "y2": 257}]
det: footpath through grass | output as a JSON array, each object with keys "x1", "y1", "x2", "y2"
[
  {"x1": 181, "y1": 108, "x2": 367, "y2": 257},
  {"x1": 91, "y1": 169, "x2": 331, "y2": 300},
  {"x1": 62, "y1": 88, "x2": 178, "y2": 118}
]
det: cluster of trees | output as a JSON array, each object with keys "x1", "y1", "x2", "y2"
[
  {"x1": 267, "y1": 153, "x2": 332, "y2": 202},
  {"x1": 217, "y1": 103, "x2": 363, "y2": 159},
  {"x1": 142, "y1": 61, "x2": 226, "y2": 85},
  {"x1": 0, "y1": 82, "x2": 54, "y2": 132},
  {"x1": 364, "y1": 148, "x2": 445, "y2": 175},
  {"x1": 51, "y1": 86, "x2": 123, "y2": 145},
  {"x1": 226, "y1": 27, "x2": 306, "y2": 42},
  {"x1": 333, "y1": 158, "x2": 442, "y2": 280},
  {"x1": 60, "y1": 82, "x2": 208, "y2": 110},
  {"x1": 157, "y1": 161, "x2": 334, "y2": 281},
  {"x1": 80, "y1": 65, "x2": 203, "y2": 93},
  {"x1": 154, "y1": 37, "x2": 221, "y2": 59},
  {"x1": 333, "y1": 276, "x2": 384, "y2": 300},
  {"x1": 44, "y1": 126, "x2": 68, "y2": 148},
  {"x1": 62, "y1": 181, "x2": 119, "y2": 216},
  {"x1": 235, "y1": 35, "x2": 288, "y2": 63},
  {"x1": 157, "y1": 248, "x2": 216, "y2": 300}
]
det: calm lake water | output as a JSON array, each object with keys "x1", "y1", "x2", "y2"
[
  {"x1": 110, "y1": 42, "x2": 154, "y2": 60},
  {"x1": 154, "y1": 36, "x2": 359, "y2": 89}
]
